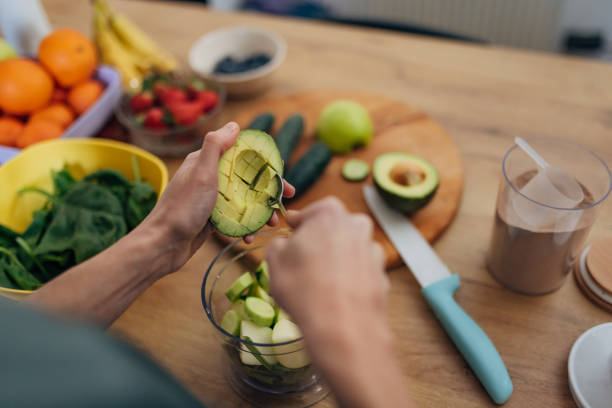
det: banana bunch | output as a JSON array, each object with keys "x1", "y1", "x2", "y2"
[{"x1": 93, "y1": 0, "x2": 178, "y2": 92}]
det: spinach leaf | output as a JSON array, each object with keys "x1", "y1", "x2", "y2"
[
  {"x1": 84, "y1": 169, "x2": 132, "y2": 204},
  {"x1": 51, "y1": 167, "x2": 76, "y2": 197},
  {"x1": 125, "y1": 156, "x2": 157, "y2": 230},
  {"x1": 33, "y1": 182, "x2": 127, "y2": 264},
  {"x1": 85, "y1": 160, "x2": 157, "y2": 231},
  {"x1": 0, "y1": 225, "x2": 18, "y2": 249},
  {"x1": 125, "y1": 181, "x2": 156, "y2": 230},
  {"x1": 21, "y1": 208, "x2": 51, "y2": 249},
  {"x1": 0, "y1": 267, "x2": 18, "y2": 289},
  {"x1": 242, "y1": 337, "x2": 276, "y2": 371},
  {"x1": 16, "y1": 237, "x2": 50, "y2": 282},
  {"x1": 0, "y1": 247, "x2": 41, "y2": 290}
]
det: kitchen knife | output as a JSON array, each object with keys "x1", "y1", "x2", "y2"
[{"x1": 363, "y1": 185, "x2": 513, "y2": 405}]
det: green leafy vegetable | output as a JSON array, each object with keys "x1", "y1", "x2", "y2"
[
  {"x1": 0, "y1": 248, "x2": 41, "y2": 290},
  {"x1": 243, "y1": 336, "x2": 276, "y2": 371},
  {"x1": 0, "y1": 160, "x2": 158, "y2": 290},
  {"x1": 31, "y1": 182, "x2": 127, "y2": 264}
]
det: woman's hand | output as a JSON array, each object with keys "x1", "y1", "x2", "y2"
[
  {"x1": 27, "y1": 122, "x2": 294, "y2": 326},
  {"x1": 266, "y1": 198, "x2": 412, "y2": 408},
  {"x1": 142, "y1": 122, "x2": 294, "y2": 277},
  {"x1": 266, "y1": 197, "x2": 388, "y2": 333}
]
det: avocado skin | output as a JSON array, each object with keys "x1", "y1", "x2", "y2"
[
  {"x1": 374, "y1": 181, "x2": 438, "y2": 215},
  {"x1": 209, "y1": 211, "x2": 273, "y2": 237}
]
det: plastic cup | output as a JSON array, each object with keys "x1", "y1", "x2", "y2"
[{"x1": 487, "y1": 137, "x2": 611, "y2": 295}]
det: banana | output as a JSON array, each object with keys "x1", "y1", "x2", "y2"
[
  {"x1": 108, "y1": 9, "x2": 178, "y2": 72},
  {"x1": 93, "y1": 1, "x2": 142, "y2": 91}
]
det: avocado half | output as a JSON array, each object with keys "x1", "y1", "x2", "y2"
[
  {"x1": 211, "y1": 130, "x2": 283, "y2": 237},
  {"x1": 373, "y1": 152, "x2": 439, "y2": 214}
]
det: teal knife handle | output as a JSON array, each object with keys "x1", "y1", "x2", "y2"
[{"x1": 422, "y1": 275, "x2": 513, "y2": 405}]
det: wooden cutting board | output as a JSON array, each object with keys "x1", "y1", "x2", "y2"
[{"x1": 228, "y1": 91, "x2": 464, "y2": 269}]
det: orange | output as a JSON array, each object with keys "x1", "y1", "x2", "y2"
[
  {"x1": 0, "y1": 117, "x2": 24, "y2": 147},
  {"x1": 38, "y1": 28, "x2": 97, "y2": 87},
  {"x1": 0, "y1": 58, "x2": 54, "y2": 115},
  {"x1": 67, "y1": 80, "x2": 103, "y2": 114},
  {"x1": 30, "y1": 103, "x2": 75, "y2": 129},
  {"x1": 16, "y1": 119, "x2": 63, "y2": 148},
  {"x1": 50, "y1": 87, "x2": 68, "y2": 103}
]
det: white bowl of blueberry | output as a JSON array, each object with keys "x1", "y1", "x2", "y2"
[{"x1": 189, "y1": 26, "x2": 287, "y2": 98}]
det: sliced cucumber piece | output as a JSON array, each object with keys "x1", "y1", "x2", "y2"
[
  {"x1": 275, "y1": 308, "x2": 291, "y2": 323},
  {"x1": 251, "y1": 284, "x2": 274, "y2": 305},
  {"x1": 342, "y1": 158, "x2": 369, "y2": 182},
  {"x1": 231, "y1": 299, "x2": 249, "y2": 321},
  {"x1": 272, "y1": 319, "x2": 310, "y2": 369},
  {"x1": 245, "y1": 296, "x2": 275, "y2": 327},
  {"x1": 254, "y1": 260, "x2": 270, "y2": 292},
  {"x1": 240, "y1": 320, "x2": 277, "y2": 365},
  {"x1": 225, "y1": 272, "x2": 255, "y2": 302},
  {"x1": 220, "y1": 309, "x2": 241, "y2": 336}
]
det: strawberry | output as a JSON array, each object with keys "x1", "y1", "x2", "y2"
[
  {"x1": 143, "y1": 107, "x2": 167, "y2": 129},
  {"x1": 153, "y1": 82, "x2": 169, "y2": 97},
  {"x1": 187, "y1": 78, "x2": 207, "y2": 97},
  {"x1": 130, "y1": 91, "x2": 154, "y2": 113},
  {"x1": 195, "y1": 90, "x2": 219, "y2": 112},
  {"x1": 166, "y1": 100, "x2": 205, "y2": 126},
  {"x1": 157, "y1": 85, "x2": 188, "y2": 107}
]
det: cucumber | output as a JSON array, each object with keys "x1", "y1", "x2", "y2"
[
  {"x1": 240, "y1": 320, "x2": 277, "y2": 365},
  {"x1": 251, "y1": 284, "x2": 274, "y2": 305},
  {"x1": 274, "y1": 307, "x2": 291, "y2": 325},
  {"x1": 272, "y1": 319, "x2": 310, "y2": 369},
  {"x1": 220, "y1": 309, "x2": 241, "y2": 336},
  {"x1": 245, "y1": 296, "x2": 275, "y2": 327},
  {"x1": 225, "y1": 272, "x2": 255, "y2": 302},
  {"x1": 342, "y1": 158, "x2": 369, "y2": 181},
  {"x1": 248, "y1": 112, "x2": 275, "y2": 133},
  {"x1": 231, "y1": 299, "x2": 249, "y2": 321},
  {"x1": 254, "y1": 260, "x2": 270, "y2": 292},
  {"x1": 275, "y1": 114, "x2": 304, "y2": 168},
  {"x1": 285, "y1": 142, "x2": 333, "y2": 199}
]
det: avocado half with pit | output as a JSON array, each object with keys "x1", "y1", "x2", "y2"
[
  {"x1": 211, "y1": 130, "x2": 283, "y2": 237},
  {"x1": 373, "y1": 152, "x2": 439, "y2": 214}
]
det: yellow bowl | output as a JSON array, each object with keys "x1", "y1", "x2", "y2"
[{"x1": 0, "y1": 139, "x2": 168, "y2": 300}]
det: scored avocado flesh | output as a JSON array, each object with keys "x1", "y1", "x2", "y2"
[{"x1": 212, "y1": 130, "x2": 283, "y2": 237}]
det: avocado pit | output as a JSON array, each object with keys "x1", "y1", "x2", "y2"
[{"x1": 390, "y1": 161, "x2": 426, "y2": 187}]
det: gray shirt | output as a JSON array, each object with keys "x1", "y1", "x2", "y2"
[{"x1": 0, "y1": 298, "x2": 204, "y2": 408}]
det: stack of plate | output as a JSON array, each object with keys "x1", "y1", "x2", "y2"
[
  {"x1": 568, "y1": 323, "x2": 612, "y2": 408},
  {"x1": 574, "y1": 239, "x2": 612, "y2": 312}
]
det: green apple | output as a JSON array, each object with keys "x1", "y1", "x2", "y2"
[
  {"x1": 0, "y1": 38, "x2": 17, "y2": 61},
  {"x1": 316, "y1": 100, "x2": 373, "y2": 154}
]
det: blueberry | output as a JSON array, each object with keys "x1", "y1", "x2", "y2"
[{"x1": 213, "y1": 53, "x2": 272, "y2": 74}]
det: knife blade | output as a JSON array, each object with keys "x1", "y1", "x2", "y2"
[{"x1": 363, "y1": 185, "x2": 513, "y2": 405}]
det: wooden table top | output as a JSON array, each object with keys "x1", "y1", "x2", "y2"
[{"x1": 45, "y1": 0, "x2": 612, "y2": 406}]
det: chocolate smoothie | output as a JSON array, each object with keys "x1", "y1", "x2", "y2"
[{"x1": 487, "y1": 171, "x2": 594, "y2": 295}]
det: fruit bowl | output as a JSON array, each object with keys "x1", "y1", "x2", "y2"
[
  {"x1": 116, "y1": 73, "x2": 225, "y2": 157},
  {"x1": 0, "y1": 65, "x2": 122, "y2": 165},
  {"x1": 201, "y1": 228, "x2": 329, "y2": 407}
]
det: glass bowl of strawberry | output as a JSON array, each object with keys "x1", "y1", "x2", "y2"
[{"x1": 116, "y1": 72, "x2": 225, "y2": 157}]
